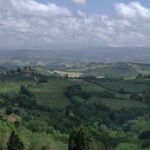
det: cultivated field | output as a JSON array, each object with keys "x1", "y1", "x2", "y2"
[{"x1": 48, "y1": 70, "x2": 82, "y2": 78}]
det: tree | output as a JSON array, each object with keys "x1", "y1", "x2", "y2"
[
  {"x1": 15, "y1": 121, "x2": 21, "y2": 128},
  {"x1": 119, "y1": 88, "x2": 125, "y2": 94},
  {"x1": 65, "y1": 106, "x2": 70, "y2": 117},
  {"x1": 6, "y1": 106, "x2": 13, "y2": 115},
  {"x1": 20, "y1": 85, "x2": 34, "y2": 97},
  {"x1": 139, "y1": 130, "x2": 150, "y2": 139},
  {"x1": 16, "y1": 67, "x2": 22, "y2": 74},
  {"x1": 38, "y1": 76, "x2": 48, "y2": 83},
  {"x1": 65, "y1": 74, "x2": 69, "y2": 78},
  {"x1": 7, "y1": 131, "x2": 24, "y2": 150},
  {"x1": 68, "y1": 126, "x2": 92, "y2": 150}
]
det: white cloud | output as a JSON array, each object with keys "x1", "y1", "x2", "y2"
[
  {"x1": 11, "y1": 0, "x2": 72, "y2": 17},
  {"x1": 72, "y1": 0, "x2": 87, "y2": 5},
  {"x1": 0, "y1": 1, "x2": 150, "y2": 49},
  {"x1": 115, "y1": 2, "x2": 150, "y2": 19},
  {"x1": 0, "y1": 18, "x2": 30, "y2": 32}
]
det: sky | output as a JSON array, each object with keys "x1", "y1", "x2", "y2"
[{"x1": 0, "y1": 0, "x2": 150, "y2": 49}]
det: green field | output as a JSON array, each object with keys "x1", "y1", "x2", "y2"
[
  {"x1": 0, "y1": 81, "x2": 34, "y2": 93},
  {"x1": 89, "y1": 97, "x2": 149, "y2": 110},
  {"x1": 0, "y1": 76, "x2": 148, "y2": 110},
  {"x1": 30, "y1": 79, "x2": 106, "y2": 108},
  {"x1": 94, "y1": 79, "x2": 150, "y2": 93},
  {"x1": 30, "y1": 79, "x2": 72, "y2": 108},
  {"x1": 64, "y1": 62, "x2": 150, "y2": 78}
]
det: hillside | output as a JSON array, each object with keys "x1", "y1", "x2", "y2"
[
  {"x1": 33, "y1": 62, "x2": 150, "y2": 79},
  {"x1": 0, "y1": 68, "x2": 150, "y2": 149}
]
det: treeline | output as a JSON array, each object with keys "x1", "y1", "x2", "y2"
[
  {"x1": 0, "y1": 66, "x2": 50, "y2": 83},
  {"x1": 0, "y1": 85, "x2": 51, "y2": 113},
  {"x1": 130, "y1": 91, "x2": 150, "y2": 105}
]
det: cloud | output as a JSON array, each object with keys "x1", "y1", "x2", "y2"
[
  {"x1": 11, "y1": 0, "x2": 72, "y2": 17},
  {"x1": 0, "y1": 1, "x2": 150, "y2": 49},
  {"x1": 115, "y1": 2, "x2": 150, "y2": 19},
  {"x1": 72, "y1": 0, "x2": 87, "y2": 5}
]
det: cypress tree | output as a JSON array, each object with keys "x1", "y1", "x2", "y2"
[
  {"x1": 7, "y1": 131, "x2": 24, "y2": 150},
  {"x1": 68, "y1": 126, "x2": 92, "y2": 150}
]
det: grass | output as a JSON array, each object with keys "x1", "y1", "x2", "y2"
[
  {"x1": 30, "y1": 79, "x2": 72, "y2": 108},
  {"x1": 29, "y1": 78, "x2": 106, "y2": 108},
  {"x1": 0, "y1": 81, "x2": 34, "y2": 93},
  {"x1": 81, "y1": 81, "x2": 105, "y2": 92},
  {"x1": 89, "y1": 97, "x2": 149, "y2": 110},
  {"x1": 95, "y1": 79, "x2": 149, "y2": 93},
  {"x1": 0, "y1": 78, "x2": 72, "y2": 108}
]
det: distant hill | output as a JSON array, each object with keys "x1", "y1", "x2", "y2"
[
  {"x1": 57, "y1": 62, "x2": 150, "y2": 78},
  {"x1": 1, "y1": 47, "x2": 150, "y2": 69},
  {"x1": 84, "y1": 63, "x2": 150, "y2": 78}
]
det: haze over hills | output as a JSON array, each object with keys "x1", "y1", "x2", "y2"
[
  {"x1": 0, "y1": 47, "x2": 150, "y2": 69},
  {"x1": 1, "y1": 0, "x2": 150, "y2": 149}
]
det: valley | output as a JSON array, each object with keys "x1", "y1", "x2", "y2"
[{"x1": 0, "y1": 65, "x2": 149, "y2": 149}]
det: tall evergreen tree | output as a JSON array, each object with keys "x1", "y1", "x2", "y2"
[
  {"x1": 68, "y1": 126, "x2": 92, "y2": 150},
  {"x1": 7, "y1": 131, "x2": 24, "y2": 150}
]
